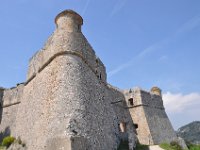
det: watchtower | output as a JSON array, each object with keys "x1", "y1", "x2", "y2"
[{"x1": 123, "y1": 87, "x2": 177, "y2": 145}]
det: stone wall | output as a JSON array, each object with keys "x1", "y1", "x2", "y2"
[
  {"x1": 108, "y1": 85, "x2": 136, "y2": 148},
  {"x1": 0, "y1": 9, "x2": 178, "y2": 150},
  {"x1": 15, "y1": 53, "x2": 134, "y2": 149},
  {"x1": 123, "y1": 87, "x2": 177, "y2": 145},
  {"x1": 143, "y1": 106, "x2": 177, "y2": 144},
  {"x1": 13, "y1": 10, "x2": 136, "y2": 150},
  {"x1": 0, "y1": 84, "x2": 24, "y2": 142}
]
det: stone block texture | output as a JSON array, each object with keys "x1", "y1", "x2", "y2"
[
  {"x1": 0, "y1": 9, "x2": 178, "y2": 150},
  {"x1": 124, "y1": 88, "x2": 177, "y2": 145}
]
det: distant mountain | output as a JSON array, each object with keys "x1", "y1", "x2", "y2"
[{"x1": 177, "y1": 121, "x2": 200, "y2": 145}]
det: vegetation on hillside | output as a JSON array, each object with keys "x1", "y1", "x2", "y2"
[{"x1": 177, "y1": 121, "x2": 200, "y2": 145}]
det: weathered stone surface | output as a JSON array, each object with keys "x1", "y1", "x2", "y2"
[
  {"x1": 0, "y1": 9, "x2": 179, "y2": 150},
  {"x1": 123, "y1": 87, "x2": 177, "y2": 145},
  {"x1": 7, "y1": 141, "x2": 27, "y2": 150}
]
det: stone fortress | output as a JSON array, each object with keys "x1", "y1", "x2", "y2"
[{"x1": 0, "y1": 10, "x2": 179, "y2": 150}]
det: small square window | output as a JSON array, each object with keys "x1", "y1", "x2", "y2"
[{"x1": 128, "y1": 98, "x2": 134, "y2": 106}]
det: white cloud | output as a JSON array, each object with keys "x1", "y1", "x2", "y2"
[{"x1": 163, "y1": 92, "x2": 200, "y2": 113}]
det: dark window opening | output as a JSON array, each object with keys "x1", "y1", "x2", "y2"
[
  {"x1": 99, "y1": 74, "x2": 102, "y2": 80},
  {"x1": 134, "y1": 124, "x2": 138, "y2": 129},
  {"x1": 128, "y1": 98, "x2": 134, "y2": 106}
]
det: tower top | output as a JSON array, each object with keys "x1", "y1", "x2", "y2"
[
  {"x1": 55, "y1": 10, "x2": 83, "y2": 32},
  {"x1": 150, "y1": 86, "x2": 162, "y2": 96}
]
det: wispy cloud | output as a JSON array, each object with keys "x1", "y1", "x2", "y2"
[
  {"x1": 110, "y1": 0, "x2": 127, "y2": 17},
  {"x1": 163, "y1": 92, "x2": 200, "y2": 113},
  {"x1": 81, "y1": 0, "x2": 91, "y2": 16},
  {"x1": 108, "y1": 38, "x2": 169, "y2": 78},
  {"x1": 108, "y1": 14, "x2": 200, "y2": 78}
]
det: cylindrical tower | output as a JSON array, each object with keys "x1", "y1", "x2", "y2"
[{"x1": 150, "y1": 86, "x2": 162, "y2": 97}]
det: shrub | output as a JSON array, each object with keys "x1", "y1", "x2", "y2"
[
  {"x1": 1, "y1": 136, "x2": 15, "y2": 148},
  {"x1": 170, "y1": 141, "x2": 182, "y2": 150},
  {"x1": 159, "y1": 143, "x2": 172, "y2": 150},
  {"x1": 160, "y1": 142, "x2": 183, "y2": 150}
]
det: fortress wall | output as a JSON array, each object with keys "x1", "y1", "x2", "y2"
[
  {"x1": 2, "y1": 84, "x2": 24, "y2": 107},
  {"x1": 0, "y1": 104, "x2": 19, "y2": 141},
  {"x1": 27, "y1": 31, "x2": 106, "y2": 84},
  {"x1": 15, "y1": 54, "x2": 122, "y2": 150},
  {"x1": 108, "y1": 85, "x2": 136, "y2": 148},
  {"x1": 143, "y1": 106, "x2": 177, "y2": 144},
  {"x1": 141, "y1": 94, "x2": 177, "y2": 144},
  {"x1": 140, "y1": 91, "x2": 164, "y2": 109},
  {"x1": 96, "y1": 58, "x2": 107, "y2": 82},
  {"x1": 129, "y1": 107, "x2": 152, "y2": 144},
  {"x1": 0, "y1": 84, "x2": 24, "y2": 141},
  {"x1": 124, "y1": 89, "x2": 152, "y2": 145}
]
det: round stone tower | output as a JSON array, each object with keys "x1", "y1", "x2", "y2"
[
  {"x1": 55, "y1": 10, "x2": 83, "y2": 32},
  {"x1": 15, "y1": 10, "x2": 122, "y2": 150},
  {"x1": 150, "y1": 86, "x2": 162, "y2": 97}
]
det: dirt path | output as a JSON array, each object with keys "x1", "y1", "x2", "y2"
[{"x1": 149, "y1": 145, "x2": 164, "y2": 150}]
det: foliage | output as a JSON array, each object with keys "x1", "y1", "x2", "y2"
[
  {"x1": 186, "y1": 141, "x2": 200, "y2": 150},
  {"x1": 1, "y1": 136, "x2": 15, "y2": 148},
  {"x1": 159, "y1": 142, "x2": 182, "y2": 150}
]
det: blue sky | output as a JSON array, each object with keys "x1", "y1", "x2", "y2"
[{"x1": 0, "y1": 0, "x2": 200, "y2": 129}]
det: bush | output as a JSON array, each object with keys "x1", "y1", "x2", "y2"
[
  {"x1": 160, "y1": 142, "x2": 183, "y2": 150},
  {"x1": 170, "y1": 141, "x2": 182, "y2": 150},
  {"x1": 185, "y1": 141, "x2": 200, "y2": 150},
  {"x1": 159, "y1": 143, "x2": 172, "y2": 150},
  {"x1": 1, "y1": 136, "x2": 15, "y2": 148}
]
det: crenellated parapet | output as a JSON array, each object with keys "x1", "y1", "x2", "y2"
[{"x1": 27, "y1": 10, "x2": 106, "y2": 85}]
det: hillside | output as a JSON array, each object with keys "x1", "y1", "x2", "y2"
[{"x1": 177, "y1": 121, "x2": 200, "y2": 144}]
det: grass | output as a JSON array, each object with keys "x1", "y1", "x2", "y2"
[
  {"x1": 187, "y1": 144, "x2": 200, "y2": 150},
  {"x1": 160, "y1": 142, "x2": 200, "y2": 150}
]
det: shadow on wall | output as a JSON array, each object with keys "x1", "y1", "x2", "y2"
[{"x1": 0, "y1": 126, "x2": 11, "y2": 143}]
